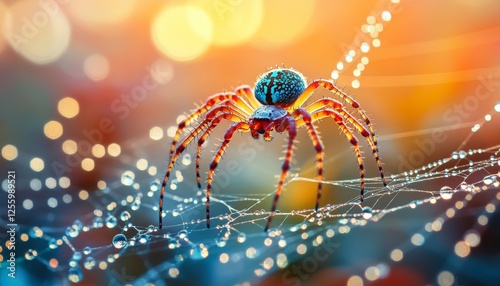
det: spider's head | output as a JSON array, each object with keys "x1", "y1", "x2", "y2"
[{"x1": 254, "y1": 68, "x2": 306, "y2": 108}]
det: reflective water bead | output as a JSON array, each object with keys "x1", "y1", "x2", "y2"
[
  {"x1": 451, "y1": 152, "x2": 459, "y2": 160},
  {"x1": 439, "y1": 186, "x2": 454, "y2": 200},
  {"x1": 105, "y1": 215, "x2": 118, "y2": 228},
  {"x1": 237, "y1": 233, "x2": 247, "y2": 243},
  {"x1": 112, "y1": 234, "x2": 128, "y2": 249},
  {"x1": 83, "y1": 247, "x2": 92, "y2": 255},
  {"x1": 68, "y1": 266, "x2": 83, "y2": 283},
  {"x1": 120, "y1": 211, "x2": 131, "y2": 221},
  {"x1": 121, "y1": 171, "x2": 134, "y2": 186},
  {"x1": 361, "y1": 207, "x2": 373, "y2": 219},
  {"x1": 66, "y1": 226, "x2": 79, "y2": 238},
  {"x1": 84, "y1": 257, "x2": 96, "y2": 270},
  {"x1": 92, "y1": 217, "x2": 103, "y2": 228},
  {"x1": 483, "y1": 174, "x2": 497, "y2": 185},
  {"x1": 73, "y1": 252, "x2": 82, "y2": 261},
  {"x1": 150, "y1": 180, "x2": 160, "y2": 192},
  {"x1": 138, "y1": 234, "x2": 148, "y2": 244},
  {"x1": 49, "y1": 238, "x2": 58, "y2": 249},
  {"x1": 458, "y1": 150, "x2": 467, "y2": 159},
  {"x1": 182, "y1": 153, "x2": 192, "y2": 166},
  {"x1": 190, "y1": 244, "x2": 209, "y2": 259},
  {"x1": 25, "y1": 249, "x2": 37, "y2": 260},
  {"x1": 178, "y1": 230, "x2": 188, "y2": 239}
]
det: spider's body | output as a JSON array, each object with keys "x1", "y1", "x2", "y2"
[{"x1": 159, "y1": 68, "x2": 387, "y2": 232}]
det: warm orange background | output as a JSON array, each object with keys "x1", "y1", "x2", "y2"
[{"x1": 1, "y1": 1, "x2": 500, "y2": 285}]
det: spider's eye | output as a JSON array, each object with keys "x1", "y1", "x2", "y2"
[{"x1": 254, "y1": 68, "x2": 306, "y2": 107}]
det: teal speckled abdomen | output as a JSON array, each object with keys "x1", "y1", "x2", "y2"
[{"x1": 254, "y1": 68, "x2": 307, "y2": 107}]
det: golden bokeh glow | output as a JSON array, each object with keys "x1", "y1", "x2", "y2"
[
  {"x1": 44, "y1": 120, "x2": 63, "y2": 139},
  {"x1": 193, "y1": 0, "x2": 263, "y2": 46},
  {"x1": 58, "y1": 97, "x2": 79, "y2": 118},
  {"x1": 2, "y1": 144, "x2": 18, "y2": 160},
  {"x1": 3, "y1": 0, "x2": 71, "y2": 64},
  {"x1": 62, "y1": 140, "x2": 77, "y2": 155},
  {"x1": 81, "y1": 158, "x2": 95, "y2": 171},
  {"x1": 107, "y1": 143, "x2": 121, "y2": 157},
  {"x1": 0, "y1": 2, "x2": 7, "y2": 55},
  {"x1": 66, "y1": 0, "x2": 135, "y2": 26},
  {"x1": 252, "y1": 0, "x2": 313, "y2": 49},
  {"x1": 83, "y1": 54, "x2": 110, "y2": 81},
  {"x1": 152, "y1": 5, "x2": 213, "y2": 61},
  {"x1": 91, "y1": 144, "x2": 106, "y2": 158},
  {"x1": 30, "y1": 157, "x2": 45, "y2": 172}
]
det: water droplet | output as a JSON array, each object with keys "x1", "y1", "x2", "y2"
[
  {"x1": 65, "y1": 226, "x2": 79, "y2": 238},
  {"x1": 182, "y1": 154, "x2": 192, "y2": 166},
  {"x1": 215, "y1": 238, "x2": 227, "y2": 247},
  {"x1": 105, "y1": 215, "x2": 118, "y2": 228},
  {"x1": 112, "y1": 234, "x2": 128, "y2": 249},
  {"x1": 49, "y1": 238, "x2": 58, "y2": 249},
  {"x1": 439, "y1": 186, "x2": 454, "y2": 200},
  {"x1": 150, "y1": 179, "x2": 161, "y2": 192},
  {"x1": 190, "y1": 244, "x2": 209, "y2": 259},
  {"x1": 458, "y1": 150, "x2": 467, "y2": 159},
  {"x1": 121, "y1": 171, "x2": 135, "y2": 186},
  {"x1": 237, "y1": 233, "x2": 247, "y2": 243},
  {"x1": 178, "y1": 230, "x2": 188, "y2": 239},
  {"x1": 451, "y1": 152, "x2": 458, "y2": 159},
  {"x1": 131, "y1": 200, "x2": 141, "y2": 211},
  {"x1": 92, "y1": 217, "x2": 103, "y2": 228},
  {"x1": 83, "y1": 247, "x2": 92, "y2": 255},
  {"x1": 68, "y1": 266, "x2": 83, "y2": 283},
  {"x1": 138, "y1": 234, "x2": 148, "y2": 244},
  {"x1": 147, "y1": 225, "x2": 155, "y2": 233},
  {"x1": 361, "y1": 207, "x2": 373, "y2": 219},
  {"x1": 72, "y1": 252, "x2": 82, "y2": 261},
  {"x1": 83, "y1": 257, "x2": 96, "y2": 270},
  {"x1": 120, "y1": 211, "x2": 131, "y2": 221},
  {"x1": 25, "y1": 249, "x2": 37, "y2": 260},
  {"x1": 483, "y1": 174, "x2": 497, "y2": 185}
]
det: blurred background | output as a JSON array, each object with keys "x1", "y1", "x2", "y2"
[{"x1": 1, "y1": 0, "x2": 500, "y2": 285}]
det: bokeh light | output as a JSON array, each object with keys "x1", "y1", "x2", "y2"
[
  {"x1": 0, "y1": 2, "x2": 7, "y2": 55},
  {"x1": 252, "y1": 0, "x2": 313, "y2": 49},
  {"x1": 152, "y1": 5, "x2": 213, "y2": 61},
  {"x1": 83, "y1": 54, "x2": 110, "y2": 81},
  {"x1": 66, "y1": 0, "x2": 135, "y2": 26},
  {"x1": 44, "y1": 120, "x2": 63, "y2": 140},
  {"x1": 58, "y1": 97, "x2": 80, "y2": 119},
  {"x1": 3, "y1": 0, "x2": 71, "y2": 64},
  {"x1": 193, "y1": 0, "x2": 263, "y2": 46},
  {"x1": 2, "y1": 144, "x2": 18, "y2": 160},
  {"x1": 30, "y1": 157, "x2": 45, "y2": 172}
]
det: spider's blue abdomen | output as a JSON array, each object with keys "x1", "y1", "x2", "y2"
[{"x1": 254, "y1": 68, "x2": 307, "y2": 107}]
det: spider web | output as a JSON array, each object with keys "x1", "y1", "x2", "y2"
[
  {"x1": 2, "y1": 2, "x2": 500, "y2": 285},
  {"x1": 1, "y1": 98, "x2": 499, "y2": 285}
]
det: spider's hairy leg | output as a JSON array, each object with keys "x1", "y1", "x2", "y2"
[
  {"x1": 310, "y1": 109, "x2": 366, "y2": 201},
  {"x1": 304, "y1": 98, "x2": 386, "y2": 187},
  {"x1": 160, "y1": 105, "x2": 236, "y2": 229},
  {"x1": 195, "y1": 112, "x2": 245, "y2": 188},
  {"x1": 265, "y1": 116, "x2": 297, "y2": 232},
  {"x1": 160, "y1": 100, "x2": 252, "y2": 229},
  {"x1": 235, "y1": 85, "x2": 261, "y2": 110},
  {"x1": 206, "y1": 122, "x2": 250, "y2": 228},
  {"x1": 293, "y1": 80, "x2": 386, "y2": 187},
  {"x1": 292, "y1": 108, "x2": 324, "y2": 212},
  {"x1": 168, "y1": 92, "x2": 253, "y2": 163}
]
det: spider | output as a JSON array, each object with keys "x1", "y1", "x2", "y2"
[{"x1": 159, "y1": 68, "x2": 387, "y2": 232}]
